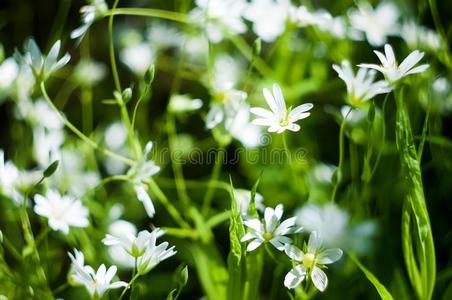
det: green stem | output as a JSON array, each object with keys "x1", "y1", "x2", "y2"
[
  {"x1": 228, "y1": 34, "x2": 275, "y2": 79},
  {"x1": 109, "y1": 0, "x2": 121, "y2": 92},
  {"x1": 202, "y1": 148, "x2": 225, "y2": 216},
  {"x1": 35, "y1": 226, "x2": 51, "y2": 248},
  {"x1": 40, "y1": 81, "x2": 135, "y2": 166},
  {"x1": 167, "y1": 113, "x2": 191, "y2": 207},
  {"x1": 148, "y1": 179, "x2": 190, "y2": 229},
  {"x1": 107, "y1": 8, "x2": 189, "y2": 23},
  {"x1": 118, "y1": 273, "x2": 140, "y2": 300},
  {"x1": 368, "y1": 94, "x2": 389, "y2": 181},
  {"x1": 331, "y1": 106, "x2": 352, "y2": 202},
  {"x1": 205, "y1": 211, "x2": 230, "y2": 228},
  {"x1": 282, "y1": 133, "x2": 296, "y2": 179},
  {"x1": 161, "y1": 227, "x2": 198, "y2": 239}
]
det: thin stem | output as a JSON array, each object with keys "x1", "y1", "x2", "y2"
[
  {"x1": 331, "y1": 106, "x2": 352, "y2": 202},
  {"x1": 148, "y1": 179, "x2": 190, "y2": 229},
  {"x1": 118, "y1": 273, "x2": 140, "y2": 300},
  {"x1": 109, "y1": 0, "x2": 121, "y2": 92},
  {"x1": 282, "y1": 134, "x2": 296, "y2": 179},
  {"x1": 161, "y1": 227, "x2": 198, "y2": 239},
  {"x1": 35, "y1": 226, "x2": 51, "y2": 248},
  {"x1": 107, "y1": 8, "x2": 189, "y2": 23},
  {"x1": 2, "y1": 236, "x2": 22, "y2": 261},
  {"x1": 202, "y1": 148, "x2": 225, "y2": 216},
  {"x1": 167, "y1": 113, "x2": 191, "y2": 207},
  {"x1": 368, "y1": 94, "x2": 390, "y2": 181},
  {"x1": 40, "y1": 81, "x2": 135, "y2": 166},
  {"x1": 205, "y1": 211, "x2": 230, "y2": 228}
]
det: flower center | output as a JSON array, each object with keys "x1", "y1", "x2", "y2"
[
  {"x1": 302, "y1": 253, "x2": 316, "y2": 269},
  {"x1": 263, "y1": 232, "x2": 273, "y2": 240}
]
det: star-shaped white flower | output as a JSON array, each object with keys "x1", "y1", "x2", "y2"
[
  {"x1": 251, "y1": 84, "x2": 313, "y2": 133},
  {"x1": 34, "y1": 190, "x2": 89, "y2": 234},
  {"x1": 68, "y1": 249, "x2": 127, "y2": 298},
  {"x1": 241, "y1": 204, "x2": 303, "y2": 251},
  {"x1": 71, "y1": 0, "x2": 108, "y2": 41},
  {"x1": 136, "y1": 229, "x2": 177, "y2": 275},
  {"x1": 103, "y1": 228, "x2": 165, "y2": 258},
  {"x1": 284, "y1": 231, "x2": 343, "y2": 292},
  {"x1": 333, "y1": 60, "x2": 392, "y2": 106},
  {"x1": 358, "y1": 44, "x2": 429, "y2": 84}
]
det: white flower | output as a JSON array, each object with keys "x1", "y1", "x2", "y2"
[
  {"x1": 227, "y1": 102, "x2": 264, "y2": 148},
  {"x1": 348, "y1": 2, "x2": 400, "y2": 46},
  {"x1": 147, "y1": 22, "x2": 183, "y2": 50},
  {"x1": 33, "y1": 127, "x2": 65, "y2": 167},
  {"x1": 250, "y1": 83, "x2": 313, "y2": 133},
  {"x1": 284, "y1": 231, "x2": 343, "y2": 291},
  {"x1": 16, "y1": 39, "x2": 70, "y2": 81},
  {"x1": 400, "y1": 21, "x2": 441, "y2": 51},
  {"x1": 128, "y1": 142, "x2": 161, "y2": 218},
  {"x1": 120, "y1": 43, "x2": 155, "y2": 76},
  {"x1": 241, "y1": 204, "x2": 302, "y2": 251},
  {"x1": 358, "y1": 44, "x2": 430, "y2": 84},
  {"x1": 190, "y1": 0, "x2": 247, "y2": 43},
  {"x1": 296, "y1": 203, "x2": 377, "y2": 254},
  {"x1": 74, "y1": 59, "x2": 107, "y2": 87},
  {"x1": 0, "y1": 58, "x2": 19, "y2": 92},
  {"x1": 103, "y1": 228, "x2": 165, "y2": 258},
  {"x1": 234, "y1": 189, "x2": 265, "y2": 216},
  {"x1": 244, "y1": 0, "x2": 292, "y2": 42},
  {"x1": 68, "y1": 249, "x2": 127, "y2": 298},
  {"x1": 168, "y1": 94, "x2": 203, "y2": 114},
  {"x1": 105, "y1": 220, "x2": 137, "y2": 269},
  {"x1": 136, "y1": 229, "x2": 177, "y2": 275},
  {"x1": 0, "y1": 150, "x2": 23, "y2": 204},
  {"x1": 332, "y1": 60, "x2": 392, "y2": 106},
  {"x1": 71, "y1": 0, "x2": 108, "y2": 40},
  {"x1": 34, "y1": 190, "x2": 89, "y2": 234}
]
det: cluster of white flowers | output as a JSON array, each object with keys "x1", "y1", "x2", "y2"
[{"x1": 240, "y1": 202, "x2": 343, "y2": 292}]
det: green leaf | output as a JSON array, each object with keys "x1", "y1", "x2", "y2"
[
  {"x1": 43, "y1": 160, "x2": 59, "y2": 178},
  {"x1": 395, "y1": 89, "x2": 436, "y2": 300},
  {"x1": 349, "y1": 254, "x2": 394, "y2": 300}
]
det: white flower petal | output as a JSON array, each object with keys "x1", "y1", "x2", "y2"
[
  {"x1": 311, "y1": 266, "x2": 328, "y2": 292},
  {"x1": 317, "y1": 248, "x2": 343, "y2": 264},
  {"x1": 284, "y1": 265, "x2": 306, "y2": 289}
]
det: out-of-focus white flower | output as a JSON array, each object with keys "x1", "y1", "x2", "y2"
[
  {"x1": 16, "y1": 39, "x2": 70, "y2": 81},
  {"x1": 127, "y1": 142, "x2": 160, "y2": 218},
  {"x1": 74, "y1": 59, "x2": 106, "y2": 87},
  {"x1": 49, "y1": 148, "x2": 100, "y2": 197},
  {"x1": 184, "y1": 35, "x2": 209, "y2": 64},
  {"x1": 296, "y1": 203, "x2": 348, "y2": 247},
  {"x1": 147, "y1": 22, "x2": 183, "y2": 50},
  {"x1": 0, "y1": 58, "x2": 19, "y2": 93},
  {"x1": 34, "y1": 190, "x2": 89, "y2": 234},
  {"x1": 0, "y1": 150, "x2": 23, "y2": 204},
  {"x1": 190, "y1": 0, "x2": 247, "y2": 43},
  {"x1": 33, "y1": 127, "x2": 65, "y2": 167},
  {"x1": 120, "y1": 43, "x2": 155, "y2": 76},
  {"x1": 103, "y1": 122, "x2": 129, "y2": 175},
  {"x1": 296, "y1": 202, "x2": 377, "y2": 254},
  {"x1": 348, "y1": 2, "x2": 399, "y2": 46},
  {"x1": 105, "y1": 122, "x2": 128, "y2": 150},
  {"x1": 103, "y1": 228, "x2": 165, "y2": 258},
  {"x1": 68, "y1": 249, "x2": 127, "y2": 298},
  {"x1": 136, "y1": 229, "x2": 177, "y2": 275},
  {"x1": 168, "y1": 94, "x2": 203, "y2": 114},
  {"x1": 292, "y1": 6, "x2": 332, "y2": 28},
  {"x1": 105, "y1": 220, "x2": 137, "y2": 269},
  {"x1": 312, "y1": 164, "x2": 335, "y2": 184},
  {"x1": 400, "y1": 21, "x2": 441, "y2": 51},
  {"x1": 284, "y1": 231, "x2": 343, "y2": 291},
  {"x1": 358, "y1": 44, "x2": 429, "y2": 84},
  {"x1": 212, "y1": 55, "x2": 243, "y2": 88},
  {"x1": 241, "y1": 204, "x2": 303, "y2": 251},
  {"x1": 234, "y1": 189, "x2": 264, "y2": 216},
  {"x1": 227, "y1": 102, "x2": 263, "y2": 148},
  {"x1": 71, "y1": 0, "x2": 108, "y2": 40},
  {"x1": 250, "y1": 83, "x2": 313, "y2": 133},
  {"x1": 333, "y1": 60, "x2": 392, "y2": 106},
  {"x1": 206, "y1": 82, "x2": 247, "y2": 129},
  {"x1": 244, "y1": 0, "x2": 292, "y2": 42}
]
